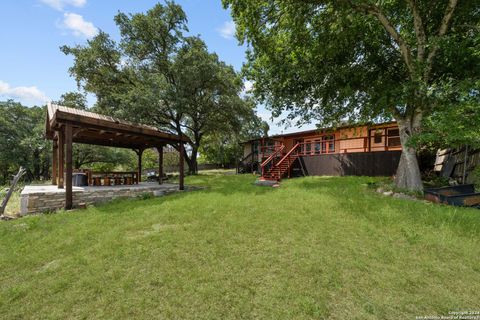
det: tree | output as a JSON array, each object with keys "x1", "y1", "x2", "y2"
[
  {"x1": 200, "y1": 104, "x2": 269, "y2": 166},
  {"x1": 223, "y1": 0, "x2": 480, "y2": 190},
  {"x1": 54, "y1": 91, "x2": 88, "y2": 110},
  {"x1": 61, "y1": 2, "x2": 258, "y2": 174},
  {"x1": 0, "y1": 101, "x2": 50, "y2": 184}
]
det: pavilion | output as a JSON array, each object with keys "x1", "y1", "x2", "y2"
[{"x1": 45, "y1": 103, "x2": 189, "y2": 210}]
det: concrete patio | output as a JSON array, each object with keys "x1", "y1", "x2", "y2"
[{"x1": 20, "y1": 182, "x2": 186, "y2": 215}]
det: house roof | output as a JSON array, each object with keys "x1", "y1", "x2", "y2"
[
  {"x1": 45, "y1": 103, "x2": 189, "y2": 149},
  {"x1": 242, "y1": 121, "x2": 397, "y2": 144}
]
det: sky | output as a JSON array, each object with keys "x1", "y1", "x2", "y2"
[{"x1": 0, "y1": 0, "x2": 316, "y2": 135}]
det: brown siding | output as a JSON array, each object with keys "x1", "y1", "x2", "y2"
[
  {"x1": 296, "y1": 151, "x2": 401, "y2": 176},
  {"x1": 254, "y1": 123, "x2": 401, "y2": 156}
]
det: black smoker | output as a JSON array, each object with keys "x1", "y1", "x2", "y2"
[{"x1": 72, "y1": 173, "x2": 88, "y2": 187}]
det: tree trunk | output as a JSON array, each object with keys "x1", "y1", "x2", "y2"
[
  {"x1": 394, "y1": 116, "x2": 423, "y2": 191},
  {"x1": 0, "y1": 167, "x2": 26, "y2": 215},
  {"x1": 186, "y1": 146, "x2": 198, "y2": 175}
]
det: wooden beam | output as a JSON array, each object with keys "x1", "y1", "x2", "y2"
[
  {"x1": 179, "y1": 142, "x2": 184, "y2": 191},
  {"x1": 73, "y1": 128, "x2": 87, "y2": 138},
  {"x1": 65, "y1": 124, "x2": 73, "y2": 210},
  {"x1": 157, "y1": 145, "x2": 163, "y2": 185},
  {"x1": 58, "y1": 129, "x2": 65, "y2": 189},
  {"x1": 52, "y1": 140, "x2": 58, "y2": 185}
]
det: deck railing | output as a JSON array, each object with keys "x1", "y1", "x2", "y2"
[
  {"x1": 276, "y1": 143, "x2": 301, "y2": 167},
  {"x1": 291, "y1": 133, "x2": 401, "y2": 156},
  {"x1": 251, "y1": 132, "x2": 402, "y2": 170}
]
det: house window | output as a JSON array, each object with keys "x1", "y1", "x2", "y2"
[
  {"x1": 374, "y1": 131, "x2": 383, "y2": 144},
  {"x1": 315, "y1": 140, "x2": 321, "y2": 154},
  {"x1": 387, "y1": 128, "x2": 401, "y2": 147},
  {"x1": 306, "y1": 142, "x2": 312, "y2": 154},
  {"x1": 322, "y1": 135, "x2": 335, "y2": 153}
]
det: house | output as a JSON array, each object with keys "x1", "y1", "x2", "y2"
[{"x1": 239, "y1": 121, "x2": 402, "y2": 180}]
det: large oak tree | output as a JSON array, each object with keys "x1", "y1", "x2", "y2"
[
  {"x1": 62, "y1": 2, "x2": 258, "y2": 174},
  {"x1": 223, "y1": 0, "x2": 479, "y2": 190}
]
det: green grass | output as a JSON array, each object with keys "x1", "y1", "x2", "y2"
[
  {"x1": 1, "y1": 172, "x2": 479, "y2": 319},
  {"x1": 1, "y1": 185, "x2": 21, "y2": 216}
]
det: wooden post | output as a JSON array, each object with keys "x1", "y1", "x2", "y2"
[
  {"x1": 58, "y1": 129, "x2": 65, "y2": 189},
  {"x1": 179, "y1": 142, "x2": 184, "y2": 190},
  {"x1": 136, "y1": 148, "x2": 144, "y2": 183},
  {"x1": 367, "y1": 129, "x2": 372, "y2": 152},
  {"x1": 65, "y1": 124, "x2": 73, "y2": 210},
  {"x1": 384, "y1": 129, "x2": 388, "y2": 151},
  {"x1": 52, "y1": 140, "x2": 58, "y2": 185},
  {"x1": 157, "y1": 145, "x2": 163, "y2": 185}
]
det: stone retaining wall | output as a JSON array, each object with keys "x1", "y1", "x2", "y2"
[{"x1": 20, "y1": 184, "x2": 183, "y2": 215}]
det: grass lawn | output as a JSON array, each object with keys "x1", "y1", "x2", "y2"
[{"x1": 1, "y1": 172, "x2": 479, "y2": 319}]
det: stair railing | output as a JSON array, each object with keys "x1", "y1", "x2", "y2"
[
  {"x1": 273, "y1": 143, "x2": 301, "y2": 179},
  {"x1": 260, "y1": 145, "x2": 285, "y2": 177},
  {"x1": 275, "y1": 143, "x2": 300, "y2": 168}
]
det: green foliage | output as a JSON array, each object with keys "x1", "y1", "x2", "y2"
[
  {"x1": 1, "y1": 174, "x2": 480, "y2": 318},
  {"x1": 410, "y1": 80, "x2": 480, "y2": 149},
  {"x1": 199, "y1": 99, "x2": 269, "y2": 166},
  {"x1": 61, "y1": 2, "x2": 265, "y2": 174},
  {"x1": 223, "y1": 0, "x2": 479, "y2": 190},
  {"x1": 422, "y1": 171, "x2": 450, "y2": 188},
  {"x1": 137, "y1": 192, "x2": 154, "y2": 200},
  {"x1": 472, "y1": 166, "x2": 480, "y2": 189},
  {"x1": 0, "y1": 94, "x2": 141, "y2": 183},
  {"x1": 0, "y1": 101, "x2": 51, "y2": 184},
  {"x1": 53, "y1": 91, "x2": 88, "y2": 110},
  {"x1": 223, "y1": 0, "x2": 479, "y2": 126}
]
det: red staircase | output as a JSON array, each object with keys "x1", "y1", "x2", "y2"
[{"x1": 260, "y1": 143, "x2": 300, "y2": 181}]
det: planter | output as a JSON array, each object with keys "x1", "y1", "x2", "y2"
[{"x1": 424, "y1": 184, "x2": 480, "y2": 208}]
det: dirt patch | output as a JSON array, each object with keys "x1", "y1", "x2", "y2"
[{"x1": 126, "y1": 223, "x2": 192, "y2": 240}]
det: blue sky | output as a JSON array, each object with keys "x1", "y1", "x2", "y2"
[{"x1": 0, "y1": 0, "x2": 315, "y2": 134}]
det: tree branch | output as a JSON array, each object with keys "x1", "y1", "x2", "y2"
[
  {"x1": 336, "y1": 0, "x2": 415, "y2": 78},
  {"x1": 424, "y1": 0, "x2": 459, "y2": 80},
  {"x1": 406, "y1": 0, "x2": 427, "y2": 61}
]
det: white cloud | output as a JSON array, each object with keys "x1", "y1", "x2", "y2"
[
  {"x1": 40, "y1": 0, "x2": 86, "y2": 11},
  {"x1": 0, "y1": 80, "x2": 50, "y2": 105},
  {"x1": 62, "y1": 12, "x2": 98, "y2": 38},
  {"x1": 218, "y1": 21, "x2": 236, "y2": 40}
]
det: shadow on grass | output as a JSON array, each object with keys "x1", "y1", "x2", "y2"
[
  {"x1": 62, "y1": 173, "x2": 480, "y2": 239},
  {"x1": 171, "y1": 173, "x2": 275, "y2": 196},
  {"x1": 91, "y1": 173, "x2": 275, "y2": 215}
]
